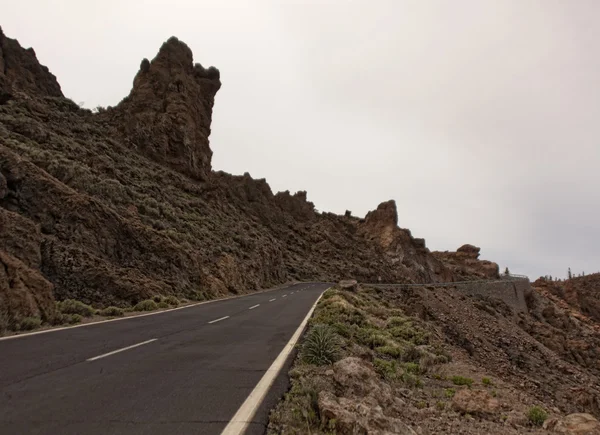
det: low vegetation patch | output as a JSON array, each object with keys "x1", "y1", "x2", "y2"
[
  {"x1": 18, "y1": 317, "x2": 42, "y2": 331},
  {"x1": 164, "y1": 295, "x2": 179, "y2": 306},
  {"x1": 133, "y1": 299, "x2": 158, "y2": 312},
  {"x1": 527, "y1": 406, "x2": 548, "y2": 427},
  {"x1": 269, "y1": 285, "x2": 457, "y2": 433},
  {"x1": 65, "y1": 314, "x2": 83, "y2": 324},
  {"x1": 451, "y1": 376, "x2": 474, "y2": 387},
  {"x1": 374, "y1": 357, "x2": 398, "y2": 380},
  {"x1": 98, "y1": 306, "x2": 124, "y2": 317},
  {"x1": 58, "y1": 299, "x2": 94, "y2": 317}
]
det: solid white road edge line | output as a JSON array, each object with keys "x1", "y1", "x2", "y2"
[
  {"x1": 220, "y1": 290, "x2": 327, "y2": 435},
  {"x1": 87, "y1": 339, "x2": 157, "y2": 362},
  {"x1": 208, "y1": 316, "x2": 230, "y2": 324},
  {"x1": 248, "y1": 304, "x2": 260, "y2": 310}
]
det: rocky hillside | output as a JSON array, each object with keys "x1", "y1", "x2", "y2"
[
  {"x1": 533, "y1": 274, "x2": 600, "y2": 324},
  {"x1": 269, "y1": 280, "x2": 600, "y2": 434},
  {"x1": 0, "y1": 28, "x2": 497, "y2": 332}
]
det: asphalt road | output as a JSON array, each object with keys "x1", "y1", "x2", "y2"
[{"x1": 0, "y1": 282, "x2": 329, "y2": 435}]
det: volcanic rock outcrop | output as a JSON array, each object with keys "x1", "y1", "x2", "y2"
[{"x1": 0, "y1": 29, "x2": 485, "y2": 330}]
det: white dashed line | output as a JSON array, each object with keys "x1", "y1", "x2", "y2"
[
  {"x1": 269, "y1": 298, "x2": 276, "y2": 302},
  {"x1": 87, "y1": 339, "x2": 157, "y2": 362},
  {"x1": 208, "y1": 316, "x2": 230, "y2": 324},
  {"x1": 282, "y1": 295, "x2": 287, "y2": 298},
  {"x1": 249, "y1": 304, "x2": 260, "y2": 310}
]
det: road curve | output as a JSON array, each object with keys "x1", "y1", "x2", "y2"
[{"x1": 0, "y1": 282, "x2": 329, "y2": 435}]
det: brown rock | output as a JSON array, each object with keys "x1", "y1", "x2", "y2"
[
  {"x1": 505, "y1": 410, "x2": 529, "y2": 429},
  {"x1": 543, "y1": 413, "x2": 600, "y2": 434},
  {"x1": 358, "y1": 200, "x2": 453, "y2": 283},
  {"x1": 452, "y1": 389, "x2": 500, "y2": 415},
  {"x1": 333, "y1": 357, "x2": 392, "y2": 401},
  {"x1": 0, "y1": 208, "x2": 42, "y2": 269},
  {"x1": 432, "y1": 244, "x2": 500, "y2": 280},
  {"x1": 338, "y1": 280, "x2": 358, "y2": 291},
  {"x1": 0, "y1": 172, "x2": 6, "y2": 199},
  {"x1": 0, "y1": 250, "x2": 56, "y2": 327},
  {"x1": 115, "y1": 36, "x2": 221, "y2": 181},
  {"x1": 0, "y1": 26, "x2": 63, "y2": 98},
  {"x1": 318, "y1": 391, "x2": 417, "y2": 435},
  {"x1": 457, "y1": 244, "x2": 481, "y2": 258}
]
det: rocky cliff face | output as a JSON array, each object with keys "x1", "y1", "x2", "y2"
[
  {"x1": 432, "y1": 244, "x2": 500, "y2": 280},
  {"x1": 358, "y1": 200, "x2": 453, "y2": 282},
  {"x1": 0, "y1": 26, "x2": 62, "y2": 101},
  {"x1": 533, "y1": 274, "x2": 600, "y2": 325},
  {"x1": 110, "y1": 36, "x2": 221, "y2": 180},
  {"x1": 0, "y1": 30, "x2": 463, "y2": 331}
]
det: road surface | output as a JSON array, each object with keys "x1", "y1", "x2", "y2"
[{"x1": 0, "y1": 282, "x2": 328, "y2": 434}]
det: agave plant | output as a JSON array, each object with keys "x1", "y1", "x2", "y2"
[{"x1": 301, "y1": 324, "x2": 341, "y2": 366}]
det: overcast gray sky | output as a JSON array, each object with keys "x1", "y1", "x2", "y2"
[{"x1": 4, "y1": 0, "x2": 599, "y2": 279}]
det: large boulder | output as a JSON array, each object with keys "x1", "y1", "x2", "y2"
[
  {"x1": 338, "y1": 280, "x2": 358, "y2": 292},
  {"x1": 452, "y1": 389, "x2": 500, "y2": 415},
  {"x1": 543, "y1": 413, "x2": 600, "y2": 434},
  {"x1": 318, "y1": 391, "x2": 416, "y2": 435}
]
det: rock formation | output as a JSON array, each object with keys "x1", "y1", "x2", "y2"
[
  {"x1": 112, "y1": 36, "x2": 221, "y2": 181},
  {"x1": 0, "y1": 26, "x2": 63, "y2": 100},
  {"x1": 0, "y1": 29, "x2": 489, "y2": 331},
  {"x1": 432, "y1": 244, "x2": 500, "y2": 280}
]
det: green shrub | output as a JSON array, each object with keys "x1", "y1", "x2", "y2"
[
  {"x1": 401, "y1": 343, "x2": 423, "y2": 362},
  {"x1": 482, "y1": 377, "x2": 493, "y2": 386},
  {"x1": 436, "y1": 401, "x2": 446, "y2": 411},
  {"x1": 58, "y1": 299, "x2": 94, "y2": 317},
  {"x1": 451, "y1": 376, "x2": 474, "y2": 387},
  {"x1": 152, "y1": 295, "x2": 163, "y2": 303},
  {"x1": 332, "y1": 322, "x2": 352, "y2": 338},
  {"x1": 65, "y1": 314, "x2": 82, "y2": 324},
  {"x1": 527, "y1": 406, "x2": 547, "y2": 426},
  {"x1": 133, "y1": 300, "x2": 159, "y2": 312},
  {"x1": 157, "y1": 301, "x2": 169, "y2": 309},
  {"x1": 354, "y1": 327, "x2": 387, "y2": 348},
  {"x1": 19, "y1": 317, "x2": 42, "y2": 331},
  {"x1": 164, "y1": 295, "x2": 179, "y2": 307},
  {"x1": 416, "y1": 400, "x2": 427, "y2": 409},
  {"x1": 301, "y1": 324, "x2": 341, "y2": 366},
  {"x1": 444, "y1": 388, "x2": 456, "y2": 398},
  {"x1": 375, "y1": 345, "x2": 402, "y2": 359},
  {"x1": 386, "y1": 316, "x2": 409, "y2": 328},
  {"x1": 98, "y1": 306, "x2": 124, "y2": 317},
  {"x1": 373, "y1": 358, "x2": 398, "y2": 380},
  {"x1": 403, "y1": 362, "x2": 421, "y2": 374},
  {"x1": 189, "y1": 291, "x2": 205, "y2": 301},
  {"x1": 401, "y1": 372, "x2": 423, "y2": 388}
]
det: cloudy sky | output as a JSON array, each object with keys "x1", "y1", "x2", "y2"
[{"x1": 4, "y1": 1, "x2": 599, "y2": 279}]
